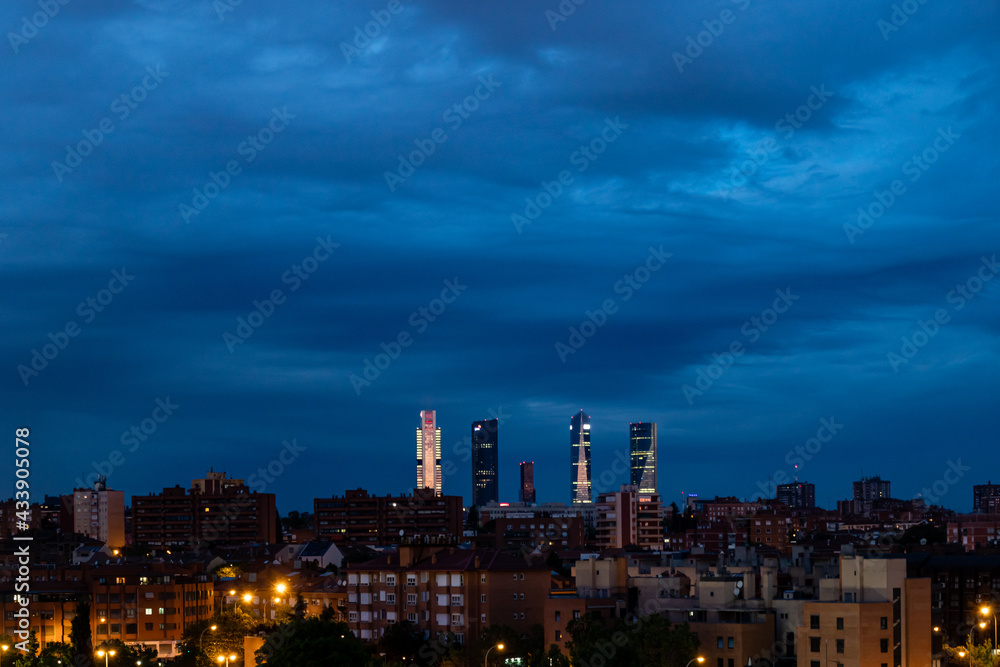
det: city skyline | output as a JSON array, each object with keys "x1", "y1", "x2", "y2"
[{"x1": 3, "y1": 1, "x2": 998, "y2": 519}]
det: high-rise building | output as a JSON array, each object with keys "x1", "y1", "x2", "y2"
[
  {"x1": 776, "y1": 481, "x2": 816, "y2": 508},
  {"x1": 520, "y1": 461, "x2": 536, "y2": 503},
  {"x1": 570, "y1": 410, "x2": 592, "y2": 504},
  {"x1": 472, "y1": 419, "x2": 499, "y2": 506},
  {"x1": 629, "y1": 422, "x2": 657, "y2": 494},
  {"x1": 61, "y1": 477, "x2": 125, "y2": 548},
  {"x1": 973, "y1": 482, "x2": 1000, "y2": 513},
  {"x1": 416, "y1": 409, "x2": 442, "y2": 496},
  {"x1": 853, "y1": 475, "x2": 890, "y2": 502}
]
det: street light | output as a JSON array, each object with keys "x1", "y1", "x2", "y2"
[
  {"x1": 216, "y1": 654, "x2": 238, "y2": 667},
  {"x1": 981, "y1": 606, "x2": 998, "y2": 653},
  {"x1": 1, "y1": 645, "x2": 8, "y2": 667},
  {"x1": 96, "y1": 649, "x2": 116, "y2": 667},
  {"x1": 684, "y1": 659, "x2": 706, "y2": 667},
  {"x1": 485, "y1": 643, "x2": 504, "y2": 667},
  {"x1": 199, "y1": 624, "x2": 218, "y2": 653}
]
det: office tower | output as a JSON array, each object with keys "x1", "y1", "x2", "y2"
[
  {"x1": 776, "y1": 481, "x2": 816, "y2": 508},
  {"x1": 520, "y1": 461, "x2": 536, "y2": 503},
  {"x1": 472, "y1": 418, "x2": 499, "y2": 506},
  {"x1": 629, "y1": 422, "x2": 657, "y2": 495},
  {"x1": 416, "y1": 410, "x2": 442, "y2": 496},
  {"x1": 570, "y1": 410, "x2": 592, "y2": 504},
  {"x1": 853, "y1": 475, "x2": 890, "y2": 502}
]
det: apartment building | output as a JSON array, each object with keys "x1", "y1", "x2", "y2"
[{"x1": 343, "y1": 544, "x2": 550, "y2": 642}]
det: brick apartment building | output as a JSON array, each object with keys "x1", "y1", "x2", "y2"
[
  {"x1": 0, "y1": 562, "x2": 213, "y2": 659},
  {"x1": 132, "y1": 484, "x2": 277, "y2": 548},
  {"x1": 343, "y1": 543, "x2": 550, "y2": 642},
  {"x1": 314, "y1": 488, "x2": 462, "y2": 546}
]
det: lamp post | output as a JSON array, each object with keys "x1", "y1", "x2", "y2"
[
  {"x1": 96, "y1": 649, "x2": 116, "y2": 667},
  {"x1": 484, "y1": 643, "x2": 504, "y2": 667},
  {"x1": 1, "y1": 644, "x2": 8, "y2": 667},
  {"x1": 981, "y1": 606, "x2": 998, "y2": 653},
  {"x1": 684, "y1": 659, "x2": 706, "y2": 667},
  {"x1": 216, "y1": 654, "x2": 238, "y2": 667},
  {"x1": 199, "y1": 624, "x2": 218, "y2": 653}
]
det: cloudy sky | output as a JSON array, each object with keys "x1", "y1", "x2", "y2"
[{"x1": 3, "y1": 0, "x2": 998, "y2": 515}]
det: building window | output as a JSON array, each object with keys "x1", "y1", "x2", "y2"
[
  {"x1": 387, "y1": 594, "x2": 395, "y2": 604},
  {"x1": 481, "y1": 614, "x2": 486, "y2": 623},
  {"x1": 555, "y1": 630, "x2": 561, "y2": 641},
  {"x1": 407, "y1": 575, "x2": 416, "y2": 587},
  {"x1": 728, "y1": 637, "x2": 734, "y2": 649},
  {"x1": 880, "y1": 617, "x2": 888, "y2": 630},
  {"x1": 880, "y1": 639, "x2": 889, "y2": 653},
  {"x1": 836, "y1": 617, "x2": 844, "y2": 630},
  {"x1": 836, "y1": 639, "x2": 844, "y2": 653},
  {"x1": 144, "y1": 623, "x2": 153, "y2": 631},
  {"x1": 96, "y1": 624, "x2": 107, "y2": 635},
  {"x1": 573, "y1": 610, "x2": 580, "y2": 620},
  {"x1": 407, "y1": 613, "x2": 417, "y2": 622},
  {"x1": 407, "y1": 594, "x2": 417, "y2": 605},
  {"x1": 556, "y1": 611, "x2": 561, "y2": 622},
  {"x1": 386, "y1": 575, "x2": 396, "y2": 586},
  {"x1": 810, "y1": 637, "x2": 820, "y2": 652},
  {"x1": 145, "y1": 609, "x2": 153, "y2": 616},
  {"x1": 717, "y1": 637, "x2": 723, "y2": 649},
  {"x1": 451, "y1": 595, "x2": 462, "y2": 606},
  {"x1": 810, "y1": 615, "x2": 819, "y2": 629},
  {"x1": 481, "y1": 594, "x2": 486, "y2": 603},
  {"x1": 349, "y1": 612, "x2": 358, "y2": 622}
]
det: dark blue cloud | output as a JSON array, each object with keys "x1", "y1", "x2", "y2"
[{"x1": 2, "y1": 0, "x2": 998, "y2": 515}]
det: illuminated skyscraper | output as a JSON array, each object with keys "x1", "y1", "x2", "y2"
[
  {"x1": 416, "y1": 410, "x2": 442, "y2": 496},
  {"x1": 472, "y1": 418, "x2": 499, "y2": 506},
  {"x1": 629, "y1": 422, "x2": 657, "y2": 495},
  {"x1": 570, "y1": 410, "x2": 592, "y2": 504},
  {"x1": 520, "y1": 461, "x2": 535, "y2": 503}
]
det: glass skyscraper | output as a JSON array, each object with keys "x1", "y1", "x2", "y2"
[
  {"x1": 472, "y1": 418, "x2": 499, "y2": 506},
  {"x1": 570, "y1": 410, "x2": 592, "y2": 504},
  {"x1": 629, "y1": 422, "x2": 657, "y2": 495}
]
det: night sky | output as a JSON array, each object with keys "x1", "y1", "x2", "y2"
[{"x1": 3, "y1": 0, "x2": 998, "y2": 515}]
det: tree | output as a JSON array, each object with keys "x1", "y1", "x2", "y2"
[
  {"x1": 465, "y1": 505, "x2": 480, "y2": 532},
  {"x1": 37, "y1": 641, "x2": 73, "y2": 667},
  {"x1": 180, "y1": 610, "x2": 261, "y2": 666},
  {"x1": 94, "y1": 639, "x2": 157, "y2": 666},
  {"x1": 943, "y1": 638, "x2": 1000, "y2": 666},
  {"x1": 70, "y1": 601, "x2": 93, "y2": 665},
  {"x1": 254, "y1": 617, "x2": 370, "y2": 666},
  {"x1": 378, "y1": 620, "x2": 423, "y2": 663},
  {"x1": 544, "y1": 645, "x2": 570, "y2": 667}
]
